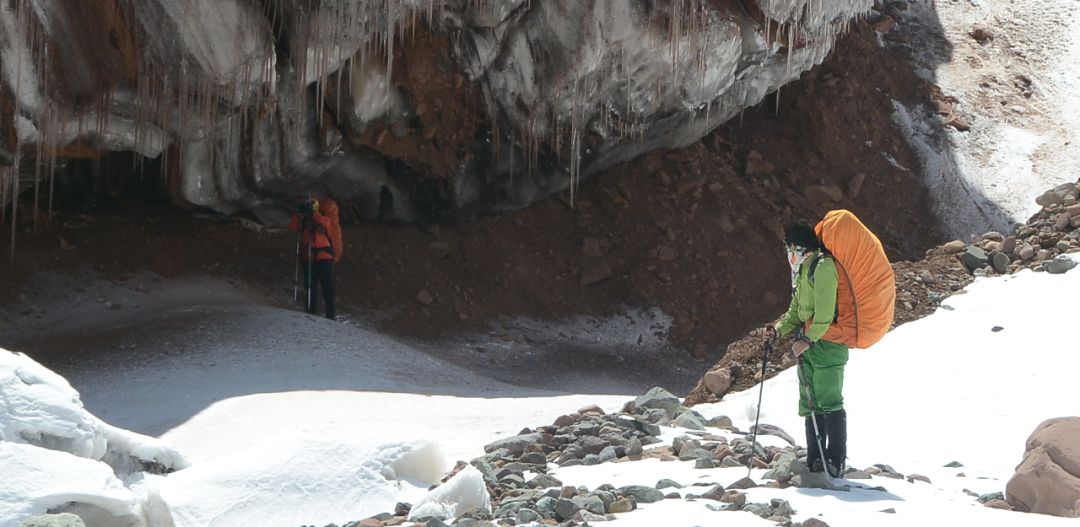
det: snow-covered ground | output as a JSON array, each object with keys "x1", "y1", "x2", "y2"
[
  {"x1": 3, "y1": 254, "x2": 1079, "y2": 527},
  {"x1": 890, "y1": 0, "x2": 1080, "y2": 238}
]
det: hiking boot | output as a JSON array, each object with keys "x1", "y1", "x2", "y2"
[
  {"x1": 809, "y1": 458, "x2": 825, "y2": 473},
  {"x1": 824, "y1": 409, "x2": 847, "y2": 478}
]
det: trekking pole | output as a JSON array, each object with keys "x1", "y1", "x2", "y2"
[
  {"x1": 797, "y1": 356, "x2": 830, "y2": 478},
  {"x1": 293, "y1": 235, "x2": 301, "y2": 301},
  {"x1": 747, "y1": 339, "x2": 772, "y2": 478},
  {"x1": 307, "y1": 237, "x2": 314, "y2": 312}
]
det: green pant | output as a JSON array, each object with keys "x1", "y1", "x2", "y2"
[{"x1": 797, "y1": 339, "x2": 849, "y2": 417}]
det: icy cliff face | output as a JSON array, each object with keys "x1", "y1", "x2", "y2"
[{"x1": 0, "y1": 0, "x2": 870, "y2": 223}]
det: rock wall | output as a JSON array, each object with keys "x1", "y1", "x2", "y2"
[{"x1": 0, "y1": 0, "x2": 871, "y2": 224}]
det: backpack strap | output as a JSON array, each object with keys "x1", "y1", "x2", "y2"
[
  {"x1": 807, "y1": 250, "x2": 840, "y2": 324},
  {"x1": 807, "y1": 249, "x2": 832, "y2": 286}
]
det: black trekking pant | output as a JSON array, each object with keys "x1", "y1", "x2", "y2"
[{"x1": 304, "y1": 259, "x2": 335, "y2": 319}]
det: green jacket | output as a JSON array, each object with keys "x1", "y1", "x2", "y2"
[{"x1": 777, "y1": 250, "x2": 839, "y2": 342}]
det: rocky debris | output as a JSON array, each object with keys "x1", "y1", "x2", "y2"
[
  {"x1": 1006, "y1": 417, "x2": 1080, "y2": 517},
  {"x1": 930, "y1": 180, "x2": 1080, "y2": 278},
  {"x1": 338, "y1": 386, "x2": 847, "y2": 526}
]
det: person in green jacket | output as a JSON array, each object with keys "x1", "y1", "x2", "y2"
[{"x1": 764, "y1": 222, "x2": 848, "y2": 478}]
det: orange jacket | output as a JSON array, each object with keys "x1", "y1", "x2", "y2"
[
  {"x1": 318, "y1": 198, "x2": 343, "y2": 264},
  {"x1": 290, "y1": 211, "x2": 335, "y2": 262}
]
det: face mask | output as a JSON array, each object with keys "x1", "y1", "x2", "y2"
[{"x1": 787, "y1": 245, "x2": 810, "y2": 273}]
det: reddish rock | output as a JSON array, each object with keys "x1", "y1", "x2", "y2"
[
  {"x1": 943, "y1": 240, "x2": 966, "y2": 254},
  {"x1": 703, "y1": 368, "x2": 732, "y2": 395},
  {"x1": 1006, "y1": 417, "x2": 1080, "y2": 517}
]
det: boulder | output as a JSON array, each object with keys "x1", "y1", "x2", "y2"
[
  {"x1": 484, "y1": 433, "x2": 544, "y2": 457},
  {"x1": 702, "y1": 368, "x2": 732, "y2": 396},
  {"x1": 958, "y1": 246, "x2": 989, "y2": 272},
  {"x1": 1006, "y1": 417, "x2": 1080, "y2": 517},
  {"x1": 942, "y1": 240, "x2": 967, "y2": 254},
  {"x1": 1045, "y1": 257, "x2": 1078, "y2": 275},
  {"x1": 634, "y1": 387, "x2": 681, "y2": 417}
]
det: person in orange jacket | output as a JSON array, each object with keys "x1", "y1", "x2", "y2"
[{"x1": 290, "y1": 196, "x2": 340, "y2": 319}]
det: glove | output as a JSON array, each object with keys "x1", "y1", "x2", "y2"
[
  {"x1": 762, "y1": 325, "x2": 778, "y2": 344},
  {"x1": 791, "y1": 337, "x2": 812, "y2": 357}
]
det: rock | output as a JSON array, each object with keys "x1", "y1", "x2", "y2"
[
  {"x1": 942, "y1": 240, "x2": 967, "y2": 254},
  {"x1": 618, "y1": 485, "x2": 665, "y2": 504},
  {"x1": 634, "y1": 387, "x2": 681, "y2": 418},
  {"x1": 701, "y1": 368, "x2": 732, "y2": 396},
  {"x1": 554, "y1": 498, "x2": 580, "y2": 521},
  {"x1": 395, "y1": 502, "x2": 412, "y2": 516},
  {"x1": 1001, "y1": 237, "x2": 1018, "y2": 255},
  {"x1": 979, "y1": 491, "x2": 1004, "y2": 503},
  {"x1": 907, "y1": 474, "x2": 932, "y2": 484},
  {"x1": 534, "y1": 496, "x2": 559, "y2": 517},
  {"x1": 625, "y1": 436, "x2": 643, "y2": 457},
  {"x1": 598, "y1": 446, "x2": 618, "y2": 463},
  {"x1": 982, "y1": 231, "x2": 1004, "y2": 242},
  {"x1": 916, "y1": 270, "x2": 935, "y2": 284},
  {"x1": 802, "y1": 519, "x2": 832, "y2": 527},
  {"x1": 1066, "y1": 204, "x2": 1080, "y2": 217},
  {"x1": 944, "y1": 461, "x2": 964, "y2": 468},
  {"x1": 416, "y1": 289, "x2": 435, "y2": 306},
  {"x1": 571, "y1": 495, "x2": 606, "y2": 515},
  {"x1": 1019, "y1": 244, "x2": 1035, "y2": 261},
  {"x1": 572, "y1": 436, "x2": 609, "y2": 456},
  {"x1": 1045, "y1": 257, "x2": 1078, "y2": 275},
  {"x1": 1056, "y1": 213, "x2": 1073, "y2": 231},
  {"x1": 970, "y1": 25, "x2": 993, "y2": 43},
  {"x1": 989, "y1": 250, "x2": 1010, "y2": 274},
  {"x1": 528, "y1": 474, "x2": 563, "y2": 489},
  {"x1": 1006, "y1": 416, "x2": 1080, "y2": 517},
  {"x1": 700, "y1": 485, "x2": 727, "y2": 500},
  {"x1": 958, "y1": 246, "x2": 989, "y2": 273},
  {"x1": 727, "y1": 477, "x2": 758, "y2": 490},
  {"x1": 1036, "y1": 183, "x2": 1079, "y2": 207},
  {"x1": 577, "y1": 404, "x2": 605, "y2": 416},
  {"x1": 1057, "y1": 241, "x2": 1072, "y2": 253},
  {"x1": 985, "y1": 499, "x2": 1013, "y2": 510},
  {"x1": 606, "y1": 497, "x2": 633, "y2": 513},
  {"x1": 674, "y1": 411, "x2": 707, "y2": 431},
  {"x1": 484, "y1": 433, "x2": 544, "y2": 457},
  {"x1": 706, "y1": 415, "x2": 733, "y2": 428},
  {"x1": 18, "y1": 514, "x2": 86, "y2": 527},
  {"x1": 657, "y1": 245, "x2": 678, "y2": 262}
]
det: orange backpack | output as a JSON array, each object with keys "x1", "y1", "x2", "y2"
[
  {"x1": 318, "y1": 198, "x2": 343, "y2": 263},
  {"x1": 813, "y1": 210, "x2": 896, "y2": 348}
]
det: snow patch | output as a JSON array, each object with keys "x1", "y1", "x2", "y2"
[{"x1": 408, "y1": 464, "x2": 491, "y2": 521}]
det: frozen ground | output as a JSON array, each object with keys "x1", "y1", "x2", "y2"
[{"x1": 890, "y1": 0, "x2": 1080, "y2": 238}]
